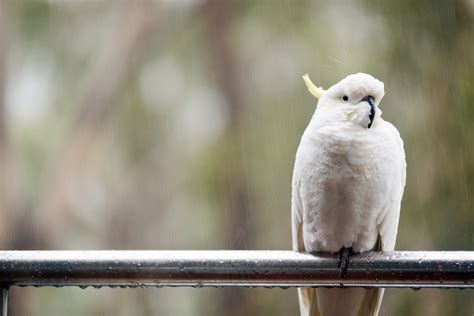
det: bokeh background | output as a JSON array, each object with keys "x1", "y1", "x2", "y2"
[{"x1": 0, "y1": 0, "x2": 473, "y2": 315}]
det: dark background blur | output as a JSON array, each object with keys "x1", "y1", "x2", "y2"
[{"x1": 0, "y1": 0, "x2": 473, "y2": 315}]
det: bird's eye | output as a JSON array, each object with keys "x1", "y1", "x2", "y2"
[{"x1": 342, "y1": 95, "x2": 349, "y2": 101}]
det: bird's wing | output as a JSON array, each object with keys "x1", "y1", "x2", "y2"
[
  {"x1": 361, "y1": 122, "x2": 407, "y2": 316},
  {"x1": 378, "y1": 123, "x2": 406, "y2": 251},
  {"x1": 292, "y1": 171, "x2": 320, "y2": 316},
  {"x1": 291, "y1": 183, "x2": 304, "y2": 252}
]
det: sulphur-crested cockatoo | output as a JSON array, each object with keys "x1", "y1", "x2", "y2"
[{"x1": 292, "y1": 73, "x2": 406, "y2": 316}]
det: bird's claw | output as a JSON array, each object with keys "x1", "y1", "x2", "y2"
[{"x1": 338, "y1": 247, "x2": 354, "y2": 279}]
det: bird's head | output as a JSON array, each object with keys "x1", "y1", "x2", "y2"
[{"x1": 303, "y1": 73, "x2": 385, "y2": 129}]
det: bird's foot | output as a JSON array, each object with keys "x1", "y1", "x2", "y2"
[{"x1": 337, "y1": 247, "x2": 354, "y2": 279}]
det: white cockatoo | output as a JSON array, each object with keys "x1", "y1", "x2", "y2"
[{"x1": 292, "y1": 73, "x2": 406, "y2": 316}]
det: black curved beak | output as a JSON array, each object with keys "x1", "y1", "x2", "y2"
[{"x1": 361, "y1": 95, "x2": 375, "y2": 129}]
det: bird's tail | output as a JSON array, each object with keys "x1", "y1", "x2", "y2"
[
  {"x1": 358, "y1": 288, "x2": 384, "y2": 316},
  {"x1": 298, "y1": 287, "x2": 383, "y2": 316},
  {"x1": 298, "y1": 288, "x2": 320, "y2": 316}
]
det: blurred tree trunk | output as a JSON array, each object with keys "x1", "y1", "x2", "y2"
[
  {"x1": 0, "y1": 0, "x2": 11, "y2": 249},
  {"x1": 202, "y1": 1, "x2": 253, "y2": 315},
  {"x1": 35, "y1": 0, "x2": 155, "y2": 246},
  {"x1": 0, "y1": 3, "x2": 29, "y2": 316}
]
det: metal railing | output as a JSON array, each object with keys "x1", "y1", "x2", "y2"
[{"x1": 0, "y1": 250, "x2": 472, "y2": 315}]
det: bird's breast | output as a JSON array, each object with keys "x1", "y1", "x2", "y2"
[{"x1": 297, "y1": 126, "x2": 388, "y2": 253}]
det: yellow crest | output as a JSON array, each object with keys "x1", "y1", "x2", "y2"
[{"x1": 302, "y1": 74, "x2": 326, "y2": 99}]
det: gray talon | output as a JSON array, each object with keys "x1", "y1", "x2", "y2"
[{"x1": 338, "y1": 247, "x2": 354, "y2": 279}]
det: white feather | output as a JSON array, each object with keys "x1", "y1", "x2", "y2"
[{"x1": 292, "y1": 73, "x2": 406, "y2": 316}]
